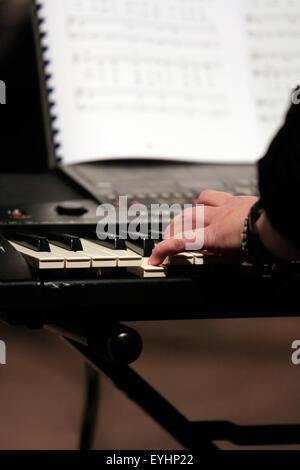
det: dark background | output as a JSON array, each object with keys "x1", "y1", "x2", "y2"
[{"x1": 0, "y1": 0, "x2": 47, "y2": 172}]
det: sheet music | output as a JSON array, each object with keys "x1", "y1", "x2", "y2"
[
  {"x1": 245, "y1": 0, "x2": 300, "y2": 151},
  {"x1": 38, "y1": 0, "x2": 300, "y2": 164}
]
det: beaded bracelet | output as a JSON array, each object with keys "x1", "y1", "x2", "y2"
[
  {"x1": 241, "y1": 218, "x2": 249, "y2": 262},
  {"x1": 241, "y1": 218, "x2": 248, "y2": 249},
  {"x1": 241, "y1": 201, "x2": 277, "y2": 265}
]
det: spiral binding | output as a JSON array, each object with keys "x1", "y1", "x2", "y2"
[{"x1": 36, "y1": 1, "x2": 63, "y2": 164}]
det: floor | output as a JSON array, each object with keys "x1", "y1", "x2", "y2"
[{"x1": 1, "y1": 316, "x2": 300, "y2": 450}]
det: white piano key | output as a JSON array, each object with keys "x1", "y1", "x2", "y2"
[
  {"x1": 88, "y1": 242, "x2": 142, "y2": 267},
  {"x1": 49, "y1": 244, "x2": 91, "y2": 269},
  {"x1": 115, "y1": 248, "x2": 142, "y2": 267},
  {"x1": 127, "y1": 258, "x2": 166, "y2": 278},
  {"x1": 163, "y1": 251, "x2": 194, "y2": 266},
  {"x1": 192, "y1": 252, "x2": 204, "y2": 265},
  {"x1": 10, "y1": 241, "x2": 65, "y2": 269},
  {"x1": 80, "y1": 239, "x2": 117, "y2": 268}
]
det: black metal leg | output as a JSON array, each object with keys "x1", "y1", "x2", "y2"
[
  {"x1": 79, "y1": 363, "x2": 100, "y2": 450},
  {"x1": 67, "y1": 338, "x2": 218, "y2": 452},
  {"x1": 192, "y1": 421, "x2": 300, "y2": 446},
  {"x1": 52, "y1": 322, "x2": 300, "y2": 450}
]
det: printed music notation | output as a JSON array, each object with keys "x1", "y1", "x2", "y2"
[
  {"x1": 64, "y1": 0, "x2": 230, "y2": 117},
  {"x1": 41, "y1": 0, "x2": 300, "y2": 163},
  {"x1": 246, "y1": 0, "x2": 300, "y2": 131},
  {"x1": 72, "y1": 54, "x2": 227, "y2": 116}
]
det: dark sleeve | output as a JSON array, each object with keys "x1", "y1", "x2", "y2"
[{"x1": 258, "y1": 97, "x2": 300, "y2": 248}]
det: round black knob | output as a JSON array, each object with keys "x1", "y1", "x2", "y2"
[
  {"x1": 88, "y1": 324, "x2": 143, "y2": 365},
  {"x1": 107, "y1": 330, "x2": 143, "y2": 365},
  {"x1": 56, "y1": 203, "x2": 88, "y2": 216}
]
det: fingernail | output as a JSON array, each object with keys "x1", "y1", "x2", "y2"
[{"x1": 148, "y1": 256, "x2": 158, "y2": 266}]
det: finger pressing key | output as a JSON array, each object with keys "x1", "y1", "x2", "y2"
[{"x1": 148, "y1": 238, "x2": 186, "y2": 266}]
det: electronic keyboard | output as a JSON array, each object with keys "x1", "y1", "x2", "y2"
[
  {"x1": 0, "y1": 198, "x2": 214, "y2": 282},
  {"x1": 1, "y1": 198, "x2": 300, "y2": 328}
]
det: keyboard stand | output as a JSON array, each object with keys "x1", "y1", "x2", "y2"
[
  {"x1": 67, "y1": 338, "x2": 217, "y2": 451},
  {"x1": 49, "y1": 322, "x2": 300, "y2": 451}
]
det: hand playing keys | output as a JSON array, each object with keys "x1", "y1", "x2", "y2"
[{"x1": 149, "y1": 190, "x2": 258, "y2": 266}]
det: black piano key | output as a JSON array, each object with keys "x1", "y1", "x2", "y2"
[
  {"x1": 125, "y1": 237, "x2": 155, "y2": 258},
  {"x1": 85, "y1": 231, "x2": 127, "y2": 251},
  {"x1": 11, "y1": 232, "x2": 50, "y2": 252},
  {"x1": 97, "y1": 237, "x2": 127, "y2": 251},
  {"x1": 120, "y1": 229, "x2": 156, "y2": 257},
  {"x1": 46, "y1": 232, "x2": 83, "y2": 251}
]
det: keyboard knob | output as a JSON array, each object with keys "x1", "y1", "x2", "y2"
[
  {"x1": 56, "y1": 203, "x2": 88, "y2": 216},
  {"x1": 88, "y1": 324, "x2": 143, "y2": 365}
]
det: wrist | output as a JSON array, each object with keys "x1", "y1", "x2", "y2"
[{"x1": 242, "y1": 201, "x2": 275, "y2": 265}]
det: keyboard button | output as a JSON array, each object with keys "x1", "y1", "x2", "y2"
[
  {"x1": 106, "y1": 194, "x2": 117, "y2": 201},
  {"x1": 130, "y1": 201, "x2": 141, "y2": 206},
  {"x1": 183, "y1": 191, "x2": 194, "y2": 199},
  {"x1": 8, "y1": 209, "x2": 26, "y2": 218},
  {"x1": 233, "y1": 187, "x2": 255, "y2": 196},
  {"x1": 238, "y1": 179, "x2": 252, "y2": 187},
  {"x1": 56, "y1": 204, "x2": 88, "y2": 216}
]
